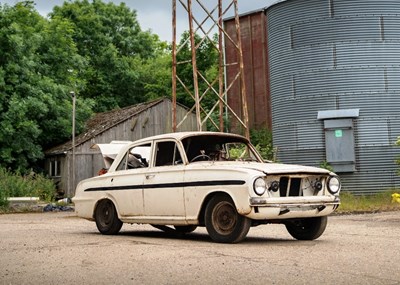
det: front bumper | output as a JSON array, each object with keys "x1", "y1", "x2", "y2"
[{"x1": 247, "y1": 196, "x2": 340, "y2": 220}]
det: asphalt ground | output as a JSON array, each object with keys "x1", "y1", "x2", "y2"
[{"x1": 0, "y1": 211, "x2": 399, "y2": 285}]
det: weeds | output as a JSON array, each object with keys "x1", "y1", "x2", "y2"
[
  {"x1": 337, "y1": 190, "x2": 400, "y2": 214},
  {"x1": 0, "y1": 168, "x2": 56, "y2": 206},
  {"x1": 250, "y1": 129, "x2": 275, "y2": 161}
]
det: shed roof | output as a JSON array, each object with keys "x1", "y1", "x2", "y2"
[{"x1": 45, "y1": 98, "x2": 167, "y2": 155}]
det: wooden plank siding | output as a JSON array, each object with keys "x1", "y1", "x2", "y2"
[{"x1": 44, "y1": 98, "x2": 197, "y2": 197}]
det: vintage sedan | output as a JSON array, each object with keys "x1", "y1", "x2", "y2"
[{"x1": 73, "y1": 132, "x2": 341, "y2": 243}]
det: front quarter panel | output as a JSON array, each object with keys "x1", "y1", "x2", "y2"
[{"x1": 182, "y1": 165, "x2": 259, "y2": 222}]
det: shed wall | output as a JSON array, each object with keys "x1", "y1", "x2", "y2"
[{"x1": 48, "y1": 100, "x2": 197, "y2": 197}]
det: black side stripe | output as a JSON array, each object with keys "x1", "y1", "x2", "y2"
[{"x1": 84, "y1": 180, "x2": 246, "y2": 192}]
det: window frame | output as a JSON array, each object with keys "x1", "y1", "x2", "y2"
[
  {"x1": 49, "y1": 159, "x2": 61, "y2": 177},
  {"x1": 115, "y1": 142, "x2": 152, "y2": 171},
  {"x1": 153, "y1": 140, "x2": 184, "y2": 167}
]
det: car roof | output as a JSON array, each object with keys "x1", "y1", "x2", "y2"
[{"x1": 132, "y1": 131, "x2": 248, "y2": 144}]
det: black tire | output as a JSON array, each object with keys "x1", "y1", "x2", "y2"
[
  {"x1": 285, "y1": 216, "x2": 328, "y2": 240},
  {"x1": 205, "y1": 194, "x2": 251, "y2": 243},
  {"x1": 174, "y1": 225, "x2": 197, "y2": 234},
  {"x1": 95, "y1": 199, "x2": 123, "y2": 235}
]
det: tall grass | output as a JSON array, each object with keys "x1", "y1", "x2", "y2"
[
  {"x1": 0, "y1": 168, "x2": 56, "y2": 209},
  {"x1": 338, "y1": 190, "x2": 400, "y2": 214}
]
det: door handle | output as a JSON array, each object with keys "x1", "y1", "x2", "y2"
[{"x1": 145, "y1": 174, "x2": 155, "y2": 179}]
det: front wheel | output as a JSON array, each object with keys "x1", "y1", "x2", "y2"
[
  {"x1": 285, "y1": 216, "x2": 327, "y2": 240},
  {"x1": 205, "y1": 194, "x2": 251, "y2": 243},
  {"x1": 95, "y1": 199, "x2": 123, "y2": 235}
]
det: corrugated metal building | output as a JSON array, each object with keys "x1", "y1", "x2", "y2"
[
  {"x1": 267, "y1": 0, "x2": 400, "y2": 194},
  {"x1": 45, "y1": 98, "x2": 197, "y2": 197}
]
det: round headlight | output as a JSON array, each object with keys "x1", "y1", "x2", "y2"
[
  {"x1": 253, "y1": 177, "x2": 267, "y2": 196},
  {"x1": 327, "y1": 176, "x2": 341, "y2": 194}
]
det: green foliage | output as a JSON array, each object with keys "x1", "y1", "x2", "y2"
[
  {"x1": 228, "y1": 144, "x2": 246, "y2": 160},
  {"x1": 50, "y1": 0, "x2": 168, "y2": 112},
  {"x1": 0, "y1": 167, "x2": 56, "y2": 204},
  {"x1": 175, "y1": 32, "x2": 219, "y2": 115},
  {"x1": 250, "y1": 129, "x2": 275, "y2": 161},
  {"x1": 0, "y1": 2, "x2": 94, "y2": 171},
  {"x1": 0, "y1": 174, "x2": 9, "y2": 208},
  {"x1": 319, "y1": 160, "x2": 334, "y2": 172},
  {"x1": 0, "y1": 0, "x2": 169, "y2": 173}
]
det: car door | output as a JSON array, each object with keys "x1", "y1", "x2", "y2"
[
  {"x1": 143, "y1": 140, "x2": 186, "y2": 219},
  {"x1": 110, "y1": 143, "x2": 151, "y2": 217}
]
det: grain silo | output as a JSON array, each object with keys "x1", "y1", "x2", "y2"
[{"x1": 267, "y1": 0, "x2": 400, "y2": 194}]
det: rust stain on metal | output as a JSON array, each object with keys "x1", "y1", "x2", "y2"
[{"x1": 224, "y1": 10, "x2": 272, "y2": 131}]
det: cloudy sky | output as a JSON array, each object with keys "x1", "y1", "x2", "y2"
[{"x1": 1, "y1": 0, "x2": 278, "y2": 41}]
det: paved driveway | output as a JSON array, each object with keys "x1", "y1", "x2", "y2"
[{"x1": 0, "y1": 211, "x2": 399, "y2": 284}]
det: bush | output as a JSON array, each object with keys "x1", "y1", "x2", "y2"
[
  {"x1": 250, "y1": 129, "x2": 275, "y2": 161},
  {"x1": 0, "y1": 181, "x2": 9, "y2": 209},
  {"x1": 319, "y1": 160, "x2": 334, "y2": 172},
  {"x1": 0, "y1": 168, "x2": 56, "y2": 203}
]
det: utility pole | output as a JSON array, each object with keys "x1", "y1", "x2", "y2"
[{"x1": 70, "y1": 91, "x2": 76, "y2": 193}]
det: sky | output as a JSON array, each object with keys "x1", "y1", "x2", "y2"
[{"x1": 1, "y1": 0, "x2": 279, "y2": 41}]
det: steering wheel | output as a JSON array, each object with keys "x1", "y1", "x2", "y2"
[{"x1": 190, "y1": 154, "x2": 211, "y2": 162}]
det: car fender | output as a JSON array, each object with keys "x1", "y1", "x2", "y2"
[{"x1": 92, "y1": 194, "x2": 121, "y2": 220}]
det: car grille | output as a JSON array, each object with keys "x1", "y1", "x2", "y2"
[{"x1": 279, "y1": 177, "x2": 302, "y2": 197}]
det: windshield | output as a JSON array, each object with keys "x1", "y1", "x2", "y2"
[{"x1": 181, "y1": 135, "x2": 261, "y2": 163}]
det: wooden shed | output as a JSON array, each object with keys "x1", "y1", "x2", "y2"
[{"x1": 44, "y1": 98, "x2": 197, "y2": 197}]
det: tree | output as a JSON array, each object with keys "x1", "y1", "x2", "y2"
[
  {"x1": 174, "y1": 31, "x2": 222, "y2": 132},
  {"x1": 175, "y1": 31, "x2": 219, "y2": 109},
  {"x1": 0, "y1": 0, "x2": 170, "y2": 173},
  {"x1": 0, "y1": 2, "x2": 92, "y2": 171},
  {"x1": 50, "y1": 0, "x2": 167, "y2": 112}
]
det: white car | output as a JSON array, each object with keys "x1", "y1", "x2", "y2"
[{"x1": 73, "y1": 132, "x2": 341, "y2": 243}]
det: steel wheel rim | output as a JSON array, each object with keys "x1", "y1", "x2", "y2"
[
  {"x1": 99, "y1": 201, "x2": 113, "y2": 227},
  {"x1": 212, "y1": 201, "x2": 237, "y2": 235}
]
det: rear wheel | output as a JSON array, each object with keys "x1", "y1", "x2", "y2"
[
  {"x1": 285, "y1": 216, "x2": 327, "y2": 240},
  {"x1": 95, "y1": 199, "x2": 123, "y2": 235},
  {"x1": 205, "y1": 194, "x2": 251, "y2": 243}
]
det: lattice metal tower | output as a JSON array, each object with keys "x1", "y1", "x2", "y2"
[{"x1": 172, "y1": 0, "x2": 249, "y2": 138}]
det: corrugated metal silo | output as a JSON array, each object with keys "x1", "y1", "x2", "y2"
[{"x1": 267, "y1": 0, "x2": 400, "y2": 194}]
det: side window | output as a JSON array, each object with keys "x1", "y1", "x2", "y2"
[
  {"x1": 155, "y1": 141, "x2": 182, "y2": 167},
  {"x1": 116, "y1": 143, "x2": 151, "y2": 171}
]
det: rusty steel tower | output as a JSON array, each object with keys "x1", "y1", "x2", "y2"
[{"x1": 171, "y1": 0, "x2": 249, "y2": 138}]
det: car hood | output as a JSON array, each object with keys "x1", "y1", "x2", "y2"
[{"x1": 189, "y1": 161, "x2": 332, "y2": 175}]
